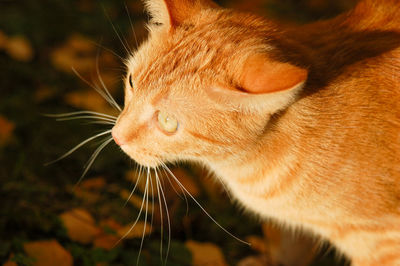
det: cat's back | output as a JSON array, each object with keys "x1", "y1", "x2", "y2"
[
  {"x1": 287, "y1": 0, "x2": 400, "y2": 183},
  {"x1": 349, "y1": 0, "x2": 400, "y2": 31}
]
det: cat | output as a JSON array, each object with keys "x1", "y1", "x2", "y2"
[{"x1": 111, "y1": 0, "x2": 400, "y2": 265}]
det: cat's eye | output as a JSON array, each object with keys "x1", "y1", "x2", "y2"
[
  {"x1": 128, "y1": 74, "x2": 133, "y2": 88},
  {"x1": 157, "y1": 111, "x2": 178, "y2": 134}
]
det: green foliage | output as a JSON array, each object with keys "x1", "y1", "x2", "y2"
[{"x1": 10, "y1": 253, "x2": 36, "y2": 266}]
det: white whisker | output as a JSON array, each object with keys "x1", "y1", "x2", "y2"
[
  {"x1": 154, "y1": 169, "x2": 164, "y2": 263},
  {"x1": 124, "y1": 2, "x2": 139, "y2": 49},
  {"x1": 56, "y1": 115, "x2": 117, "y2": 123},
  {"x1": 95, "y1": 53, "x2": 122, "y2": 112},
  {"x1": 124, "y1": 165, "x2": 144, "y2": 207},
  {"x1": 85, "y1": 121, "x2": 116, "y2": 126},
  {"x1": 114, "y1": 167, "x2": 149, "y2": 247},
  {"x1": 90, "y1": 40, "x2": 125, "y2": 61},
  {"x1": 45, "y1": 130, "x2": 112, "y2": 166},
  {"x1": 137, "y1": 167, "x2": 151, "y2": 265},
  {"x1": 155, "y1": 167, "x2": 171, "y2": 265},
  {"x1": 102, "y1": 6, "x2": 132, "y2": 56},
  {"x1": 44, "y1": 111, "x2": 117, "y2": 120},
  {"x1": 160, "y1": 162, "x2": 250, "y2": 246},
  {"x1": 149, "y1": 169, "x2": 155, "y2": 231},
  {"x1": 71, "y1": 67, "x2": 121, "y2": 112},
  {"x1": 75, "y1": 137, "x2": 113, "y2": 186},
  {"x1": 160, "y1": 166, "x2": 189, "y2": 214}
]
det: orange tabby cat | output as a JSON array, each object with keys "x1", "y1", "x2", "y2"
[{"x1": 111, "y1": 0, "x2": 400, "y2": 264}]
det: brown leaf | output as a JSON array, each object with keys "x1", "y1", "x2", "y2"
[
  {"x1": 185, "y1": 240, "x2": 228, "y2": 266},
  {"x1": 124, "y1": 170, "x2": 157, "y2": 197},
  {"x1": 190, "y1": 165, "x2": 225, "y2": 201},
  {"x1": 100, "y1": 218, "x2": 123, "y2": 232},
  {"x1": 117, "y1": 221, "x2": 152, "y2": 239},
  {"x1": 60, "y1": 208, "x2": 101, "y2": 244},
  {"x1": 237, "y1": 255, "x2": 271, "y2": 266},
  {"x1": 80, "y1": 176, "x2": 106, "y2": 190},
  {"x1": 50, "y1": 34, "x2": 95, "y2": 73},
  {"x1": 5, "y1": 35, "x2": 34, "y2": 62},
  {"x1": 119, "y1": 189, "x2": 155, "y2": 213},
  {"x1": 34, "y1": 86, "x2": 57, "y2": 103},
  {"x1": 72, "y1": 186, "x2": 101, "y2": 204},
  {"x1": 23, "y1": 240, "x2": 73, "y2": 266},
  {"x1": 0, "y1": 115, "x2": 15, "y2": 146},
  {"x1": 68, "y1": 34, "x2": 94, "y2": 52},
  {"x1": 64, "y1": 89, "x2": 115, "y2": 114},
  {"x1": 51, "y1": 45, "x2": 92, "y2": 73},
  {"x1": 0, "y1": 30, "x2": 8, "y2": 49},
  {"x1": 169, "y1": 168, "x2": 200, "y2": 197},
  {"x1": 76, "y1": 0, "x2": 95, "y2": 12},
  {"x1": 246, "y1": 235, "x2": 268, "y2": 254},
  {"x1": 93, "y1": 234, "x2": 119, "y2": 250}
]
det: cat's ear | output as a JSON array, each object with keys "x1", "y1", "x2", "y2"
[
  {"x1": 207, "y1": 54, "x2": 308, "y2": 113},
  {"x1": 144, "y1": 0, "x2": 217, "y2": 28},
  {"x1": 240, "y1": 54, "x2": 307, "y2": 94}
]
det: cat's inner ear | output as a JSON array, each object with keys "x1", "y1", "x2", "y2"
[
  {"x1": 144, "y1": 0, "x2": 217, "y2": 28},
  {"x1": 207, "y1": 54, "x2": 308, "y2": 113},
  {"x1": 240, "y1": 54, "x2": 308, "y2": 94}
]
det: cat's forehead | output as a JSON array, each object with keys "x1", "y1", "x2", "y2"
[{"x1": 125, "y1": 10, "x2": 273, "y2": 93}]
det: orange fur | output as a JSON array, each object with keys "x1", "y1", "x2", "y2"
[{"x1": 112, "y1": 0, "x2": 400, "y2": 264}]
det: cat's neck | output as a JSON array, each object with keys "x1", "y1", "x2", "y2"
[{"x1": 209, "y1": 113, "x2": 302, "y2": 197}]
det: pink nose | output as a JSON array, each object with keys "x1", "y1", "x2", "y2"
[{"x1": 112, "y1": 128, "x2": 125, "y2": 146}]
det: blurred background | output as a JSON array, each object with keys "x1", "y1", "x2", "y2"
[{"x1": 0, "y1": 0, "x2": 357, "y2": 265}]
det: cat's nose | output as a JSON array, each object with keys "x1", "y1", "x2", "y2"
[{"x1": 112, "y1": 128, "x2": 125, "y2": 146}]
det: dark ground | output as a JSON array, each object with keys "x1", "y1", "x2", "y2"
[{"x1": 0, "y1": 0, "x2": 356, "y2": 265}]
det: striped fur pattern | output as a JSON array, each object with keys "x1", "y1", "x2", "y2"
[{"x1": 112, "y1": 0, "x2": 400, "y2": 264}]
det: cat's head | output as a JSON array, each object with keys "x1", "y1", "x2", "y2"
[{"x1": 112, "y1": 0, "x2": 308, "y2": 167}]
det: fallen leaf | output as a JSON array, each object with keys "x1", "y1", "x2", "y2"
[
  {"x1": 68, "y1": 34, "x2": 94, "y2": 52},
  {"x1": 237, "y1": 255, "x2": 271, "y2": 266},
  {"x1": 34, "y1": 86, "x2": 57, "y2": 103},
  {"x1": 93, "y1": 234, "x2": 119, "y2": 250},
  {"x1": 76, "y1": 0, "x2": 95, "y2": 12},
  {"x1": 124, "y1": 170, "x2": 157, "y2": 197},
  {"x1": 117, "y1": 221, "x2": 152, "y2": 239},
  {"x1": 50, "y1": 34, "x2": 95, "y2": 73},
  {"x1": 185, "y1": 240, "x2": 228, "y2": 266},
  {"x1": 0, "y1": 30, "x2": 7, "y2": 49},
  {"x1": 64, "y1": 89, "x2": 115, "y2": 114},
  {"x1": 100, "y1": 218, "x2": 123, "y2": 232},
  {"x1": 72, "y1": 186, "x2": 101, "y2": 203},
  {"x1": 23, "y1": 240, "x2": 73, "y2": 266},
  {"x1": 3, "y1": 260, "x2": 17, "y2": 266},
  {"x1": 191, "y1": 165, "x2": 224, "y2": 201},
  {"x1": 169, "y1": 168, "x2": 200, "y2": 197},
  {"x1": 0, "y1": 115, "x2": 15, "y2": 146},
  {"x1": 246, "y1": 235, "x2": 267, "y2": 253},
  {"x1": 119, "y1": 189, "x2": 155, "y2": 213},
  {"x1": 5, "y1": 35, "x2": 34, "y2": 62},
  {"x1": 80, "y1": 176, "x2": 106, "y2": 190},
  {"x1": 60, "y1": 208, "x2": 101, "y2": 244},
  {"x1": 51, "y1": 45, "x2": 93, "y2": 73}
]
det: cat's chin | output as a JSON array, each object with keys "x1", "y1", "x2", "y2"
[{"x1": 119, "y1": 145, "x2": 163, "y2": 168}]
